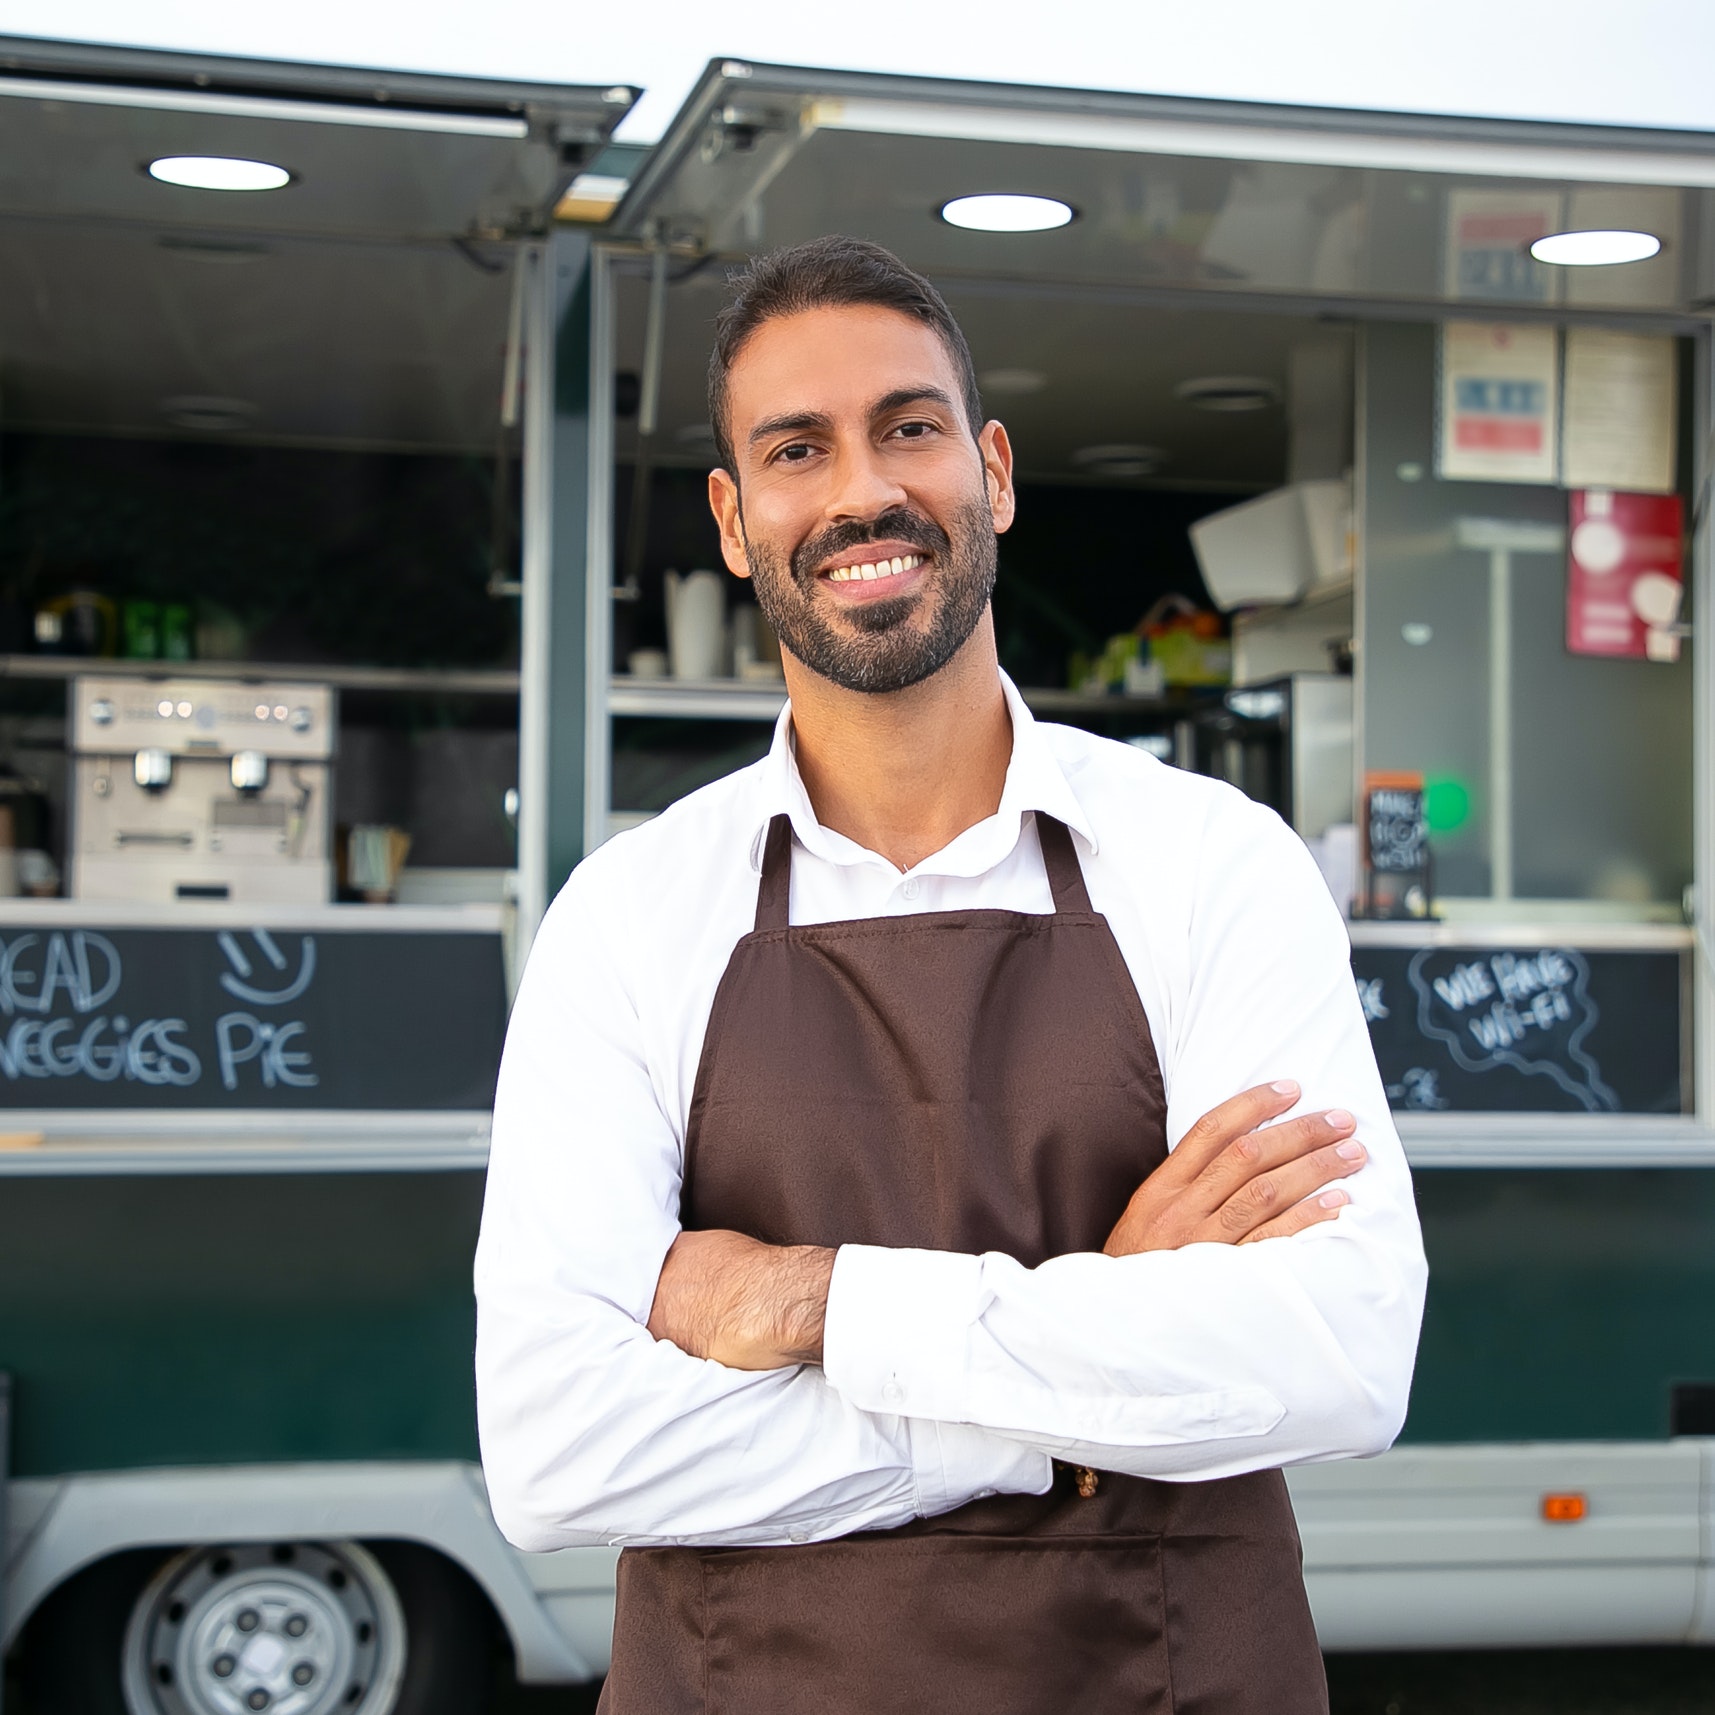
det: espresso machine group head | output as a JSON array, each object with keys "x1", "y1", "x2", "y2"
[{"x1": 70, "y1": 676, "x2": 336, "y2": 904}]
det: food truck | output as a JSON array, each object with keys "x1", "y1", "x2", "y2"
[{"x1": 3, "y1": 34, "x2": 1715, "y2": 1711}]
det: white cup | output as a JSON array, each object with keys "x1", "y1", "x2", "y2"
[{"x1": 666, "y1": 570, "x2": 728, "y2": 680}]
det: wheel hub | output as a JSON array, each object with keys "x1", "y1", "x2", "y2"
[{"x1": 121, "y1": 1542, "x2": 405, "y2": 1715}]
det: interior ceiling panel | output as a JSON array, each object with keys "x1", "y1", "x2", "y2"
[
  {"x1": 618, "y1": 63, "x2": 1715, "y2": 319},
  {"x1": 0, "y1": 36, "x2": 636, "y2": 242},
  {"x1": 0, "y1": 226, "x2": 512, "y2": 450},
  {"x1": 611, "y1": 264, "x2": 1325, "y2": 490},
  {"x1": 0, "y1": 36, "x2": 636, "y2": 449}
]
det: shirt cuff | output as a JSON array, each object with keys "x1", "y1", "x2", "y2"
[
  {"x1": 823, "y1": 1242, "x2": 986, "y2": 1422},
  {"x1": 903, "y1": 1415, "x2": 1053, "y2": 1519}
]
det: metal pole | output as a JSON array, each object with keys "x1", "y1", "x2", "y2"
[
  {"x1": 1455, "y1": 517, "x2": 1562, "y2": 905},
  {"x1": 1, "y1": 1370, "x2": 10, "y2": 1714},
  {"x1": 1489, "y1": 546, "x2": 1514, "y2": 902},
  {"x1": 621, "y1": 244, "x2": 670, "y2": 596}
]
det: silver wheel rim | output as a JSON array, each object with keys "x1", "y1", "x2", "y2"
[{"x1": 121, "y1": 1541, "x2": 406, "y2": 1715}]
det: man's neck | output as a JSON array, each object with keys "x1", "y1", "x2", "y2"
[{"x1": 784, "y1": 614, "x2": 1013, "y2": 873}]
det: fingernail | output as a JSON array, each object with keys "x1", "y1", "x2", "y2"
[
  {"x1": 1319, "y1": 1189, "x2": 1348, "y2": 1208},
  {"x1": 1335, "y1": 1140, "x2": 1366, "y2": 1161},
  {"x1": 1271, "y1": 1079, "x2": 1299, "y2": 1096},
  {"x1": 1325, "y1": 1109, "x2": 1354, "y2": 1130}
]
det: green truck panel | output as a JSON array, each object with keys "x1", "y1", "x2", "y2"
[
  {"x1": 0, "y1": 1172, "x2": 483, "y2": 1477},
  {"x1": 3, "y1": 1165, "x2": 1712, "y2": 1479}
]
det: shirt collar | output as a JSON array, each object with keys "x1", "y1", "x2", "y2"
[{"x1": 750, "y1": 671, "x2": 1097, "y2": 874}]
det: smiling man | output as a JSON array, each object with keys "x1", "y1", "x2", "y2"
[{"x1": 475, "y1": 236, "x2": 1425, "y2": 1714}]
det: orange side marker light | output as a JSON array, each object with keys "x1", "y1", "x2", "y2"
[{"x1": 1542, "y1": 1492, "x2": 1587, "y2": 1523}]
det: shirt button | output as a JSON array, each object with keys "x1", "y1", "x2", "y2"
[
  {"x1": 882, "y1": 1380, "x2": 905, "y2": 1407},
  {"x1": 900, "y1": 878, "x2": 920, "y2": 900}
]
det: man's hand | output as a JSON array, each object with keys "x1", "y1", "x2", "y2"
[
  {"x1": 1104, "y1": 1080, "x2": 1365, "y2": 1257},
  {"x1": 648, "y1": 1228, "x2": 835, "y2": 1370}
]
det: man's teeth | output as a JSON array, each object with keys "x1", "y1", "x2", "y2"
[{"x1": 826, "y1": 553, "x2": 923, "y2": 584}]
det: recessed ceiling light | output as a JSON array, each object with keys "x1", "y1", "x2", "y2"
[
  {"x1": 147, "y1": 156, "x2": 291, "y2": 192},
  {"x1": 1529, "y1": 229, "x2": 1661, "y2": 267},
  {"x1": 1175, "y1": 375, "x2": 1280, "y2": 412},
  {"x1": 160, "y1": 395, "x2": 259, "y2": 432},
  {"x1": 940, "y1": 194, "x2": 1074, "y2": 233},
  {"x1": 1072, "y1": 443, "x2": 1165, "y2": 478},
  {"x1": 978, "y1": 368, "x2": 1048, "y2": 396}
]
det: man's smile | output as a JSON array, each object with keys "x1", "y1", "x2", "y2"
[
  {"x1": 814, "y1": 540, "x2": 931, "y2": 604},
  {"x1": 824, "y1": 552, "x2": 924, "y2": 584}
]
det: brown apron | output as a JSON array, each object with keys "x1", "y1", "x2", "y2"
[{"x1": 600, "y1": 813, "x2": 1327, "y2": 1714}]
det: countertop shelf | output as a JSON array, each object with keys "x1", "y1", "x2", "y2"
[
  {"x1": 0, "y1": 655, "x2": 521, "y2": 696},
  {"x1": 608, "y1": 676, "x2": 1209, "y2": 722}
]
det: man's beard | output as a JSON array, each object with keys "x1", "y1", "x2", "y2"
[{"x1": 743, "y1": 500, "x2": 997, "y2": 694}]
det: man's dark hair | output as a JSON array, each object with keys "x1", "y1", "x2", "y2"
[{"x1": 708, "y1": 235, "x2": 984, "y2": 479}]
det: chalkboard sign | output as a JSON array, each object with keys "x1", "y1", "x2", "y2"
[
  {"x1": 1353, "y1": 943, "x2": 1687, "y2": 1115},
  {"x1": 0, "y1": 926, "x2": 506, "y2": 1110},
  {"x1": 1366, "y1": 781, "x2": 1428, "y2": 877}
]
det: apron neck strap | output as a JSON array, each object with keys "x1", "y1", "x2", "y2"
[
  {"x1": 755, "y1": 814, "x2": 794, "y2": 932},
  {"x1": 1036, "y1": 814, "x2": 1094, "y2": 914},
  {"x1": 754, "y1": 810, "x2": 1092, "y2": 929}
]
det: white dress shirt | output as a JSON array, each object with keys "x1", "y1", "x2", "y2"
[{"x1": 475, "y1": 675, "x2": 1427, "y2": 1553}]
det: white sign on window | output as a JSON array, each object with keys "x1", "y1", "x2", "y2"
[{"x1": 1437, "y1": 321, "x2": 1560, "y2": 485}]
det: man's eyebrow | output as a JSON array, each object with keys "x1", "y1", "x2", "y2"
[
  {"x1": 746, "y1": 388, "x2": 962, "y2": 449},
  {"x1": 870, "y1": 386, "x2": 959, "y2": 419},
  {"x1": 748, "y1": 409, "x2": 834, "y2": 447}
]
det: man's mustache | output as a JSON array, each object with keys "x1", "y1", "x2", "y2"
[{"x1": 790, "y1": 509, "x2": 949, "y2": 584}]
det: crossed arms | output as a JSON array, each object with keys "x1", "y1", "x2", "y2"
[
  {"x1": 649, "y1": 1081, "x2": 1369, "y2": 1369},
  {"x1": 475, "y1": 798, "x2": 1427, "y2": 1554}
]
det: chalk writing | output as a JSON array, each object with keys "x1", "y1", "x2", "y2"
[
  {"x1": 1382, "y1": 1066, "x2": 1449, "y2": 1111},
  {"x1": 1368, "y1": 786, "x2": 1427, "y2": 875},
  {"x1": 0, "y1": 929, "x2": 318, "y2": 1096},
  {"x1": 1409, "y1": 946, "x2": 1618, "y2": 1112},
  {"x1": 216, "y1": 1013, "x2": 318, "y2": 1091}
]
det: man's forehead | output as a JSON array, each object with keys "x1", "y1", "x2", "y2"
[{"x1": 728, "y1": 305, "x2": 959, "y2": 416}]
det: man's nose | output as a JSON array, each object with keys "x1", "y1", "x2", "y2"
[{"x1": 825, "y1": 442, "x2": 907, "y2": 523}]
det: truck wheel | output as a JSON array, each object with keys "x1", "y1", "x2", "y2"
[
  {"x1": 121, "y1": 1539, "x2": 406, "y2": 1715},
  {"x1": 16, "y1": 1537, "x2": 492, "y2": 1715}
]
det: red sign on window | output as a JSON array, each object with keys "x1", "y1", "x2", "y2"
[{"x1": 1566, "y1": 490, "x2": 1684, "y2": 662}]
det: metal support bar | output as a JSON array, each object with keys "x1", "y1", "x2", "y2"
[
  {"x1": 1454, "y1": 517, "x2": 1565, "y2": 906},
  {"x1": 1488, "y1": 547, "x2": 1514, "y2": 902},
  {"x1": 1, "y1": 1369, "x2": 10, "y2": 1713},
  {"x1": 621, "y1": 244, "x2": 670, "y2": 597}
]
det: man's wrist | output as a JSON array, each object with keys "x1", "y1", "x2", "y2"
[{"x1": 768, "y1": 1244, "x2": 836, "y2": 1365}]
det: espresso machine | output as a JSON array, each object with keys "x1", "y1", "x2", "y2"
[{"x1": 69, "y1": 676, "x2": 335, "y2": 904}]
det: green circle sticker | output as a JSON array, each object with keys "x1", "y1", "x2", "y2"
[{"x1": 1423, "y1": 777, "x2": 1471, "y2": 833}]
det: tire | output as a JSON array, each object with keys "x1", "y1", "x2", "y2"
[{"x1": 14, "y1": 1539, "x2": 494, "y2": 1715}]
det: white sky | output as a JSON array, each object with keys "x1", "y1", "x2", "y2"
[{"x1": 0, "y1": 0, "x2": 1710, "y2": 144}]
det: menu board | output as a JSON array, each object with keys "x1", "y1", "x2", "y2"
[
  {"x1": 1366, "y1": 777, "x2": 1427, "y2": 878},
  {"x1": 1353, "y1": 944, "x2": 1686, "y2": 1115},
  {"x1": 0, "y1": 925, "x2": 506, "y2": 1110}
]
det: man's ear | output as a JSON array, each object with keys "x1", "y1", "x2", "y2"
[
  {"x1": 979, "y1": 420, "x2": 1017, "y2": 536},
  {"x1": 708, "y1": 468, "x2": 753, "y2": 580}
]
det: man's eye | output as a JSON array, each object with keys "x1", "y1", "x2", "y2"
[
  {"x1": 776, "y1": 442, "x2": 815, "y2": 463},
  {"x1": 892, "y1": 421, "x2": 935, "y2": 440}
]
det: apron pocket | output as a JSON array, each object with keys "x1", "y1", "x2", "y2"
[{"x1": 700, "y1": 1534, "x2": 1169, "y2": 1715}]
